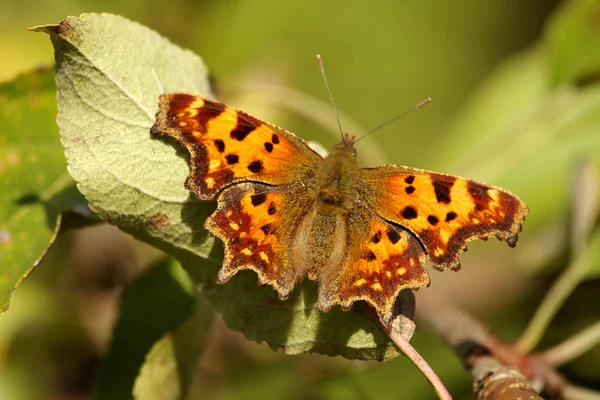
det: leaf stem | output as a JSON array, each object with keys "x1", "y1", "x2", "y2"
[
  {"x1": 562, "y1": 384, "x2": 600, "y2": 400},
  {"x1": 541, "y1": 320, "x2": 600, "y2": 367},
  {"x1": 516, "y1": 161, "x2": 599, "y2": 353},
  {"x1": 515, "y1": 250, "x2": 592, "y2": 353},
  {"x1": 385, "y1": 324, "x2": 453, "y2": 400}
]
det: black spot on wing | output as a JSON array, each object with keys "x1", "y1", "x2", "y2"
[
  {"x1": 432, "y1": 177, "x2": 455, "y2": 204},
  {"x1": 366, "y1": 251, "x2": 377, "y2": 261},
  {"x1": 445, "y1": 211, "x2": 457, "y2": 222},
  {"x1": 213, "y1": 139, "x2": 225, "y2": 152},
  {"x1": 225, "y1": 154, "x2": 239, "y2": 164},
  {"x1": 387, "y1": 229, "x2": 401, "y2": 244},
  {"x1": 251, "y1": 193, "x2": 267, "y2": 206},
  {"x1": 402, "y1": 206, "x2": 418, "y2": 220},
  {"x1": 231, "y1": 113, "x2": 260, "y2": 141},
  {"x1": 248, "y1": 160, "x2": 264, "y2": 173},
  {"x1": 372, "y1": 231, "x2": 381, "y2": 243},
  {"x1": 427, "y1": 215, "x2": 439, "y2": 225}
]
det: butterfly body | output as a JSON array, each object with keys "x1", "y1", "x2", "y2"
[
  {"x1": 151, "y1": 93, "x2": 528, "y2": 326},
  {"x1": 311, "y1": 134, "x2": 359, "y2": 211}
]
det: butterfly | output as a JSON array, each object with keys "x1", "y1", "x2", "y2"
[{"x1": 150, "y1": 85, "x2": 528, "y2": 327}]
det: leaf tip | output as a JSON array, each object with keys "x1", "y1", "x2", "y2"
[{"x1": 27, "y1": 24, "x2": 60, "y2": 35}]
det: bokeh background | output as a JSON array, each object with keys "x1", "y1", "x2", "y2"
[{"x1": 2, "y1": 0, "x2": 600, "y2": 399}]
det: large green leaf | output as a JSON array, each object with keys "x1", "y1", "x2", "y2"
[
  {"x1": 0, "y1": 69, "x2": 88, "y2": 315},
  {"x1": 35, "y1": 13, "x2": 400, "y2": 360},
  {"x1": 30, "y1": 14, "x2": 215, "y2": 263},
  {"x1": 185, "y1": 251, "x2": 407, "y2": 361}
]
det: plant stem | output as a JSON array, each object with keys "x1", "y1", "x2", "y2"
[
  {"x1": 542, "y1": 320, "x2": 600, "y2": 367},
  {"x1": 416, "y1": 292, "x2": 543, "y2": 399},
  {"x1": 516, "y1": 160, "x2": 598, "y2": 353},
  {"x1": 515, "y1": 248, "x2": 592, "y2": 353},
  {"x1": 562, "y1": 384, "x2": 600, "y2": 400},
  {"x1": 385, "y1": 324, "x2": 453, "y2": 400}
]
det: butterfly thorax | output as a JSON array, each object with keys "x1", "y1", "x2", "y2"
[{"x1": 311, "y1": 136, "x2": 359, "y2": 212}]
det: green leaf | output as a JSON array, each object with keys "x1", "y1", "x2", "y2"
[
  {"x1": 133, "y1": 336, "x2": 182, "y2": 400},
  {"x1": 95, "y1": 258, "x2": 195, "y2": 400},
  {"x1": 185, "y1": 252, "x2": 404, "y2": 361},
  {"x1": 0, "y1": 68, "x2": 88, "y2": 316},
  {"x1": 545, "y1": 0, "x2": 600, "y2": 87},
  {"x1": 35, "y1": 13, "x2": 400, "y2": 360},
  {"x1": 30, "y1": 14, "x2": 216, "y2": 263},
  {"x1": 133, "y1": 295, "x2": 214, "y2": 400}
]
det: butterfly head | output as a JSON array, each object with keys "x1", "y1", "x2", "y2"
[{"x1": 331, "y1": 132, "x2": 357, "y2": 158}]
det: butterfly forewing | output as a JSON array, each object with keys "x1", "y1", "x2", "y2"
[
  {"x1": 151, "y1": 93, "x2": 322, "y2": 199},
  {"x1": 358, "y1": 166, "x2": 528, "y2": 270}
]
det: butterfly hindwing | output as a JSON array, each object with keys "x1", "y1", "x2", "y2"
[
  {"x1": 151, "y1": 93, "x2": 322, "y2": 200},
  {"x1": 358, "y1": 166, "x2": 528, "y2": 271},
  {"x1": 206, "y1": 182, "x2": 314, "y2": 300},
  {"x1": 318, "y1": 204, "x2": 429, "y2": 325}
]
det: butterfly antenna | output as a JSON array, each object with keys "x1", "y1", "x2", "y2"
[
  {"x1": 354, "y1": 97, "x2": 431, "y2": 144},
  {"x1": 317, "y1": 55, "x2": 344, "y2": 140}
]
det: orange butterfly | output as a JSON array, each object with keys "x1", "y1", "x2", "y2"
[{"x1": 151, "y1": 70, "x2": 527, "y2": 327}]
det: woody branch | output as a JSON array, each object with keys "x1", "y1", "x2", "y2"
[{"x1": 415, "y1": 292, "x2": 544, "y2": 400}]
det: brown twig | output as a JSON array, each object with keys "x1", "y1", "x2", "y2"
[
  {"x1": 470, "y1": 356, "x2": 542, "y2": 400},
  {"x1": 416, "y1": 292, "x2": 544, "y2": 400}
]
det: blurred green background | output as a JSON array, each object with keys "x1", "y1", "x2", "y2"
[
  {"x1": 3, "y1": 0, "x2": 557, "y2": 167},
  {"x1": 2, "y1": 0, "x2": 600, "y2": 399}
]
